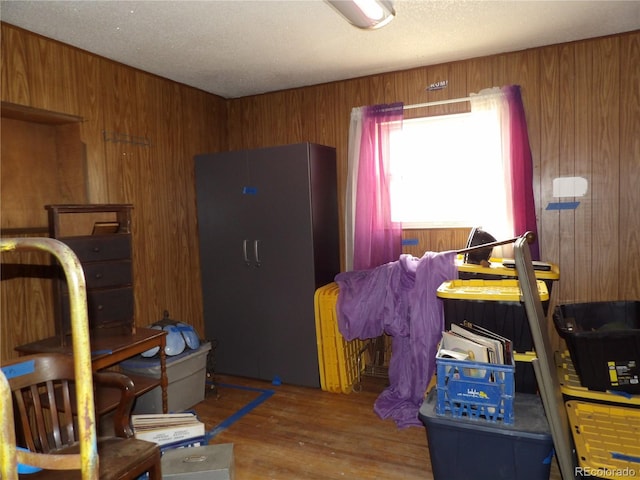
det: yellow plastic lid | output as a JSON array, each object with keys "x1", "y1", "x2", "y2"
[
  {"x1": 436, "y1": 278, "x2": 549, "y2": 302},
  {"x1": 566, "y1": 400, "x2": 640, "y2": 477}
]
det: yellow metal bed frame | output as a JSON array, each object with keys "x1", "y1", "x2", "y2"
[{"x1": 0, "y1": 237, "x2": 98, "y2": 480}]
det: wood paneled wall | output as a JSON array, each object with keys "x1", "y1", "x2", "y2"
[
  {"x1": 226, "y1": 31, "x2": 639, "y2": 351},
  {"x1": 227, "y1": 31, "x2": 640, "y2": 305},
  {"x1": 1, "y1": 21, "x2": 638, "y2": 362},
  {"x1": 1, "y1": 23, "x2": 227, "y2": 361}
]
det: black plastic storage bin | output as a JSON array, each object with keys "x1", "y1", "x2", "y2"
[
  {"x1": 419, "y1": 389, "x2": 554, "y2": 480},
  {"x1": 443, "y1": 294, "x2": 535, "y2": 351},
  {"x1": 438, "y1": 279, "x2": 550, "y2": 394},
  {"x1": 554, "y1": 301, "x2": 640, "y2": 394}
]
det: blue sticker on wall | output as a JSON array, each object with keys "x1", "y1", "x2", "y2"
[
  {"x1": 402, "y1": 238, "x2": 419, "y2": 246},
  {"x1": 546, "y1": 201, "x2": 580, "y2": 211},
  {"x1": 243, "y1": 186, "x2": 258, "y2": 195}
]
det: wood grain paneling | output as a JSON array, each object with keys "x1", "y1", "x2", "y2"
[
  {"x1": 573, "y1": 40, "x2": 594, "y2": 302},
  {"x1": 0, "y1": 103, "x2": 95, "y2": 353},
  {"x1": 74, "y1": 52, "x2": 105, "y2": 203},
  {"x1": 181, "y1": 89, "x2": 228, "y2": 336},
  {"x1": 466, "y1": 56, "x2": 494, "y2": 95},
  {"x1": 1, "y1": 23, "x2": 227, "y2": 359},
  {"x1": 538, "y1": 44, "x2": 562, "y2": 289},
  {"x1": 224, "y1": 31, "x2": 639, "y2": 355},
  {"x1": 537, "y1": 45, "x2": 565, "y2": 349},
  {"x1": 591, "y1": 37, "x2": 620, "y2": 301},
  {"x1": 554, "y1": 43, "x2": 577, "y2": 307},
  {"x1": 1, "y1": 21, "x2": 638, "y2": 363},
  {"x1": 420, "y1": 62, "x2": 469, "y2": 117},
  {"x1": 0, "y1": 235, "x2": 57, "y2": 362},
  {"x1": 1, "y1": 118, "x2": 62, "y2": 228},
  {"x1": 619, "y1": 32, "x2": 640, "y2": 300},
  {"x1": 1, "y1": 25, "x2": 30, "y2": 105}
]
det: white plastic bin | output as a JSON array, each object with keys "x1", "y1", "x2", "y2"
[{"x1": 121, "y1": 342, "x2": 211, "y2": 413}]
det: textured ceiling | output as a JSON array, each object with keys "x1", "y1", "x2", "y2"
[{"x1": 1, "y1": 0, "x2": 639, "y2": 99}]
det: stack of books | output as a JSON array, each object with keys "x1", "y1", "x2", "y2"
[
  {"x1": 132, "y1": 412, "x2": 206, "y2": 452},
  {"x1": 437, "y1": 321, "x2": 512, "y2": 365}
]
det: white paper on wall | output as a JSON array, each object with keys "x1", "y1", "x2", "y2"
[{"x1": 552, "y1": 177, "x2": 588, "y2": 198}]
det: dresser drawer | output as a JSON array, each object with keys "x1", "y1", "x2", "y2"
[
  {"x1": 61, "y1": 287, "x2": 134, "y2": 333},
  {"x1": 60, "y1": 235, "x2": 131, "y2": 262},
  {"x1": 60, "y1": 260, "x2": 132, "y2": 290}
]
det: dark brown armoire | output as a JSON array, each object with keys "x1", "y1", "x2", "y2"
[{"x1": 194, "y1": 143, "x2": 340, "y2": 387}]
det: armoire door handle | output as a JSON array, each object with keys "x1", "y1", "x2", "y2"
[
  {"x1": 243, "y1": 239, "x2": 250, "y2": 266},
  {"x1": 254, "y1": 240, "x2": 261, "y2": 267}
]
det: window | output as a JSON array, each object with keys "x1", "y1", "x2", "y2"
[{"x1": 389, "y1": 110, "x2": 511, "y2": 240}]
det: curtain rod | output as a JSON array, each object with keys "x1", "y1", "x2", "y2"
[
  {"x1": 403, "y1": 89, "x2": 501, "y2": 110},
  {"x1": 360, "y1": 91, "x2": 497, "y2": 114},
  {"x1": 403, "y1": 95, "x2": 472, "y2": 110}
]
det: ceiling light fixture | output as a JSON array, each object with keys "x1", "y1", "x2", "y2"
[{"x1": 326, "y1": 0, "x2": 396, "y2": 30}]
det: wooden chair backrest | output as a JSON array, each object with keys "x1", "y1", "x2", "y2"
[
  {"x1": 5, "y1": 353, "x2": 84, "y2": 454},
  {"x1": 3, "y1": 352, "x2": 157, "y2": 479}
]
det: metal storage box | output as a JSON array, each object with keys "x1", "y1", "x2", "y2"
[{"x1": 161, "y1": 443, "x2": 234, "y2": 480}]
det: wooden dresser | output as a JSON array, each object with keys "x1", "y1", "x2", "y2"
[
  {"x1": 15, "y1": 204, "x2": 168, "y2": 414},
  {"x1": 47, "y1": 204, "x2": 135, "y2": 338}
]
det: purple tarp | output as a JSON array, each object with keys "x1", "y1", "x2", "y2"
[{"x1": 335, "y1": 251, "x2": 457, "y2": 427}]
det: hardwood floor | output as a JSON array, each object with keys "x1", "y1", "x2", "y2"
[{"x1": 192, "y1": 374, "x2": 563, "y2": 480}]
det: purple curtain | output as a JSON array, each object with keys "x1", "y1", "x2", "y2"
[
  {"x1": 503, "y1": 85, "x2": 540, "y2": 260},
  {"x1": 353, "y1": 103, "x2": 404, "y2": 270}
]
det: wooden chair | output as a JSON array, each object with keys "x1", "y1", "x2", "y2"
[{"x1": 4, "y1": 353, "x2": 162, "y2": 480}]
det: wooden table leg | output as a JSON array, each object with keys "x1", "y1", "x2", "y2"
[{"x1": 159, "y1": 340, "x2": 168, "y2": 413}]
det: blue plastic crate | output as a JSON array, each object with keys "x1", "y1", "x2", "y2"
[
  {"x1": 436, "y1": 357, "x2": 515, "y2": 424},
  {"x1": 159, "y1": 435, "x2": 206, "y2": 453}
]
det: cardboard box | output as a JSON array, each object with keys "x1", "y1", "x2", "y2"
[
  {"x1": 161, "y1": 444, "x2": 234, "y2": 480},
  {"x1": 132, "y1": 412, "x2": 205, "y2": 448}
]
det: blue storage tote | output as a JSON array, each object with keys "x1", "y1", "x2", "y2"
[{"x1": 420, "y1": 389, "x2": 554, "y2": 480}]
